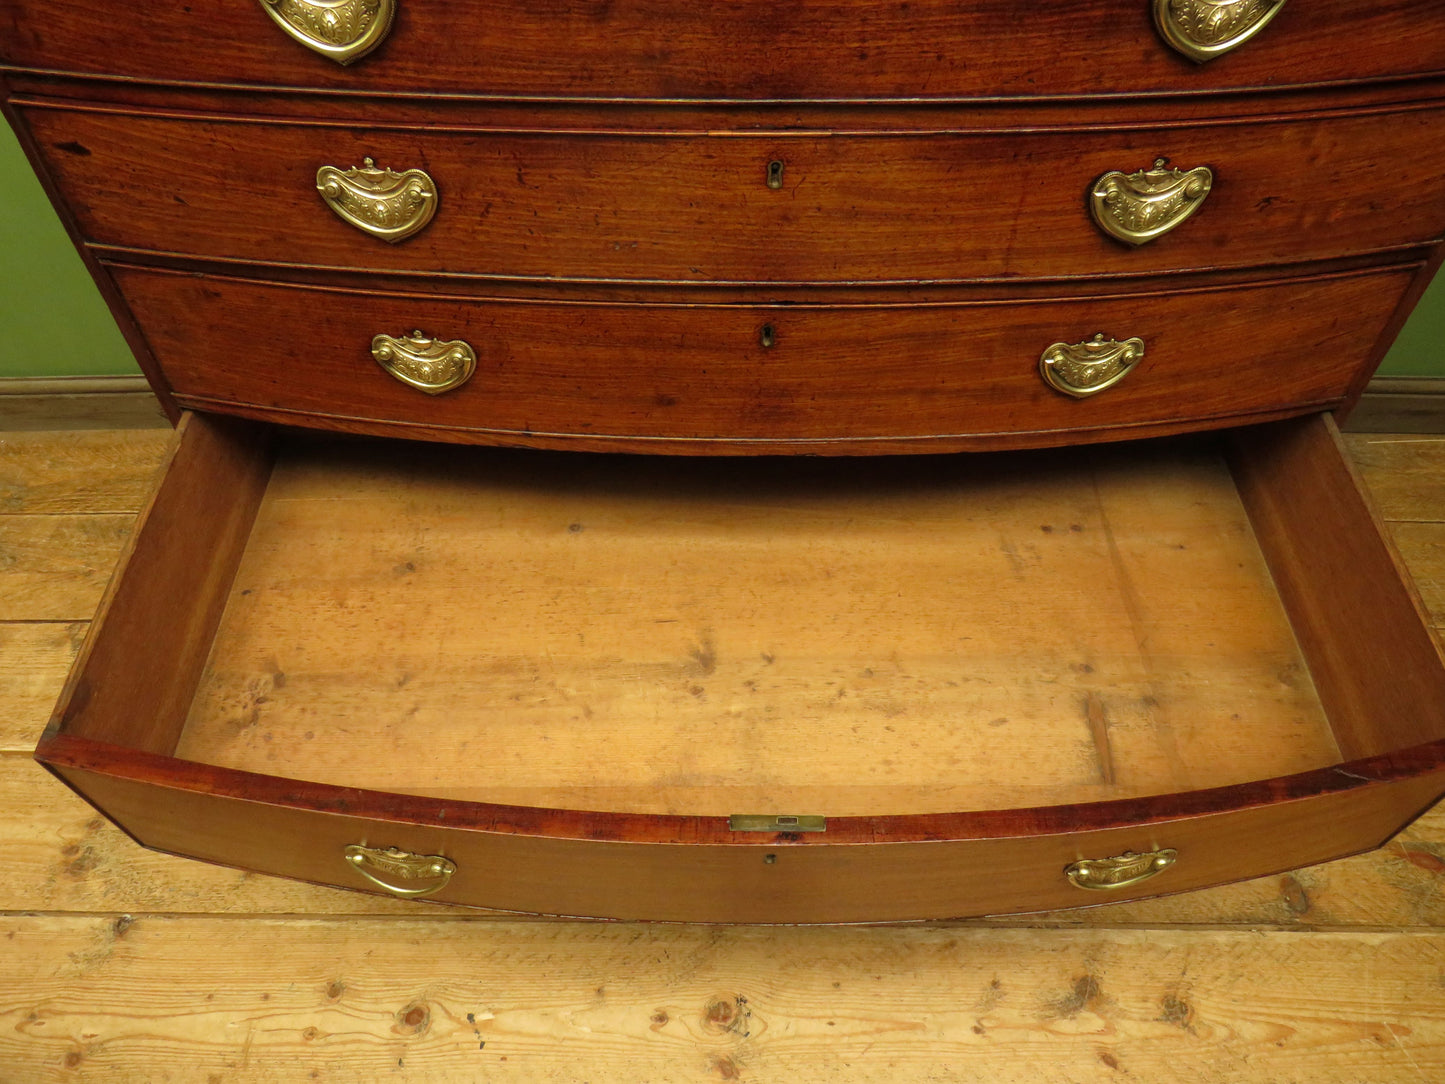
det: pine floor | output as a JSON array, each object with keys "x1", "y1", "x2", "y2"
[{"x1": 2, "y1": 413, "x2": 1444, "y2": 1082}]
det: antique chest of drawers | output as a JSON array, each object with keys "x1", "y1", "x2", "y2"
[{"x1": 6, "y1": 0, "x2": 1445, "y2": 921}]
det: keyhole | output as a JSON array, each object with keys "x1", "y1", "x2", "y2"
[
  {"x1": 760, "y1": 324, "x2": 776, "y2": 348},
  {"x1": 766, "y1": 160, "x2": 784, "y2": 189}
]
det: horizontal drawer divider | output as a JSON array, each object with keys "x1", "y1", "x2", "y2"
[
  {"x1": 168, "y1": 394, "x2": 1348, "y2": 457},
  {"x1": 85, "y1": 244, "x2": 1442, "y2": 293},
  {"x1": 92, "y1": 257, "x2": 1434, "y2": 308}
]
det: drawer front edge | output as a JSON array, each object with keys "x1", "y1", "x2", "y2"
[{"x1": 37, "y1": 736, "x2": 1445, "y2": 923}]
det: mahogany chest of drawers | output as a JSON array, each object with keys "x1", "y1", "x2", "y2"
[{"x1": 6, "y1": 0, "x2": 1445, "y2": 921}]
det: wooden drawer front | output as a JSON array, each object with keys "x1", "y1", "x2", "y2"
[
  {"x1": 3, "y1": 0, "x2": 1443, "y2": 100},
  {"x1": 43, "y1": 754, "x2": 1445, "y2": 923},
  {"x1": 25, "y1": 104, "x2": 1445, "y2": 284},
  {"x1": 114, "y1": 264, "x2": 1413, "y2": 449}
]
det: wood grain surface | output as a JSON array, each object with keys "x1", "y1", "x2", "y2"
[
  {"x1": 1229, "y1": 418, "x2": 1445, "y2": 758},
  {"x1": 114, "y1": 263, "x2": 1414, "y2": 453},
  {"x1": 3, "y1": 917, "x2": 1445, "y2": 1083},
  {"x1": 0, "y1": 428, "x2": 170, "y2": 514},
  {"x1": 1345, "y1": 436, "x2": 1445, "y2": 517},
  {"x1": 0, "y1": 514, "x2": 133, "y2": 622},
  {"x1": 2, "y1": 423, "x2": 1443, "y2": 1077},
  {"x1": 7, "y1": 749, "x2": 1445, "y2": 927},
  {"x1": 44, "y1": 415, "x2": 270, "y2": 755},
  {"x1": 0, "y1": 622, "x2": 84, "y2": 751},
  {"x1": 3, "y1": 0, "x2": 1443, "y2": 101},
  {"x1": 10, "y1": 748, "x2": 1445, "y2": 927},
  {"x1": 1391, "y1": 522, "x2": 1445, "y2": 626},
  {"x1": 22, "y1": 100, "x2": 1445, "y2": 285},
  {"x1": 180, "y1": 429, "x2": 1337, "y2": 813}
]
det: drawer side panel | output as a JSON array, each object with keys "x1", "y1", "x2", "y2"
[
  {"x1": 47, "y1": 415, "x2": 272, "y2": 755},
  {"x1": 1230, "y1": 415, "x2": 1445, "y2": 757}
]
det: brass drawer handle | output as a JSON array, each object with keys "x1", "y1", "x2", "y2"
[
  {"x1": 344, "y1": 844, "x2": 456, "y2": 897},
  {"x1": 1153, "y1": 0, "x2": 1288, "y2": 63},
  {"x1": 1090, "y1": 159, "x2": 1213, "y2": 247},
  {"x1": 372, "y1": 330, "x2": 476, "y2": 395},
  {"x1": 317, "y1": 158, "x2": 439, "y2": 243},
  {"x1": 1039, "y1": 333, "x2": 1146, "y2": 399},
  {"x1": 1065, "y1": 848, "x2": 1178, "y2": 891},
  {"x1": 256, "y1": 0, "x2": 396, "y2": 66}
]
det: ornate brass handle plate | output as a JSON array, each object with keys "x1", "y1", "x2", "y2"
[
  {"x1": 1153, "y1": 0, "x2": 1288, "y2": 63},
  {"x1": 1065, "y1": 848, "x2": 1178, "y2": 891},
  {"x1": 317, "y1": 158, "x2": 438, "y2": 243},
  {"x1": 1090, "y1": 159, "x2": 1213, "y2": 247},
  {"x1": 343, "y1": 844, "x2": 456, "y2": 897},
  {"x1": 372, "y1": 330, "x2": 477, "y2": 394},
  {"x1": 256, "y1": 0, "x2": 396, "y2": 65},
  {"x1": 1040, "y1": 333, "x2": 1146, "y2": 398}
]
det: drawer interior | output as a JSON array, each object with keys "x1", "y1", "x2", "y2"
[
  {"x1": 51, "y1": 410, "x2": 1445, "y2": 834},
  {"x1": 172, "y1": 428, "x2": 1341, "y2": 817}
]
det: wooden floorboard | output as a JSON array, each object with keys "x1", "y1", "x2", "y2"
[
  {"x1": 1389, "y1": 522, "x2": 1445, "y2": 627},
  {"x1": 0, "y1": 622, "x2": 85, "y2": 751},
  {"x1": 4, "y1": 917, "x2": 1445, "y2": 1083},
  {"x1": 0, "y1": 429, "x2": 172, "y2": 514},
  {"x1": 1344, "y1": 435, "x2": 1445, "y2": 521},
  {"x1": 0, "y1": 421, "x2": 1441, "y2": 1080},
  {"x1": 0, "y1": 513, "x2": 138, "y2": 622}
]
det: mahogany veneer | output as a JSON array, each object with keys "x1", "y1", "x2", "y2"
[
  {"x1": 3, "y1": 0, "x2": 1444, "y2": 100},
  {"x1": 115, "y1": 262, "x2": 1415, "y2": 453},
  {"x1": 19, "y1": 98, "x2": 1445, "y2": 285}
]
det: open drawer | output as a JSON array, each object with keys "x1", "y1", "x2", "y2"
[{"x1": 37, "y1": 412, "x2": 1445, "y2": 923}]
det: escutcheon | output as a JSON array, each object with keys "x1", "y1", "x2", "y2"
[
  {"x1": 1153, "y1": 0, "x2": 1289, "y2": 63},
  {"x1": 1039, "y1": 333, "x2": 1146, "y2": 399},
  {"x1": 1065, "y1": 848, "x2": 1178, "y2": 891},
  {"x1": 1090, "y1": 159, "x2": 1213, "y2": 246},
  {"x1": 343, "y1": 844, "x2": 457, "y2": 897},
  {"x1": 317, "y1": 158, "x2": 439, "y2": 243},
  {"x1": 256, "y1": 0, "x2": 397, "y2": 65},
  {"x1": 372, "y1": 330, "x2": 477, "y2": 394}
]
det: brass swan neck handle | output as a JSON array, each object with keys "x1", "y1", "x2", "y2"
[
  {"x1": 1090, "y1": 158, "x2": 1214, "y2": 246},
  {"x1": 1040, "y1": 333, "x2": 1147, "y2": 399},
  {"x1": 1065, "y1": 848, "x2": 1178, "y2": 891},
  {"x1": 343, "y1": 844, "x2": 456, "y2": 897},
  {"x1": 317, "y1": 158, "x2": 439, "y2": 243}
]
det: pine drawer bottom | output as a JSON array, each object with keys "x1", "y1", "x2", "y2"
[{"x1": 37, "y1": 412, "x2": 1445, "y2": 922}]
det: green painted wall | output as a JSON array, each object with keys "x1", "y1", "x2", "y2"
[
  {"x1": 1384, "y1": 268, "x2": 1445, "y2": 376},
  {"x1": 1, "y1": 120, "x2": 137, "y2": 376},
  {"x1": 1, "y1": 118, "x2": 1442, "y2": 378}
]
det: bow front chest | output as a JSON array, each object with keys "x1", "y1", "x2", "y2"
[{"x1": 6, "y1": 0, "x2": 1445, "y2": 920}]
